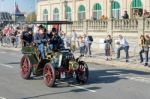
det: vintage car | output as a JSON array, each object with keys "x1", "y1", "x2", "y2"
[{"x1": 20, "y1": 21, "x2": 89, "y2": 87}]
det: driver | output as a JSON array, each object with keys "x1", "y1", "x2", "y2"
[
  {"x1": 48, "y1": 28, "x2": 64, "y2": 51},
  {"x1": 34, "y1": 25, "x2": 49, "y2": 59}
]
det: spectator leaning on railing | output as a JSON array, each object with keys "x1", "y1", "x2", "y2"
[
  {"x1": 122, "y1": 11, "x2": 129, "y2": 19},
  {"x1": 116, "y1": 35, "x2": 129, "y2": 62}
]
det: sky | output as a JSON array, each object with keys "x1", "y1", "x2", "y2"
[{"x1": 0, "y1": 0, "x2": 36, "y2": 13}]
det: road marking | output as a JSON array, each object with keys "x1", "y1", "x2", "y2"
[
  {"x1": 0, "y1": 97, "x2": 6, "y2": 99},
  {"x1": 0, "y1": 63, "x2": 13, "y2": 68},
  {"x1": 125, "y1": 76, "x2": 150, "y2": 84},
  {"x1": 60, "y1": 81, "x2": 96, "y2": 93},
  {"x1": 0, "y1": 52, "x2": 7, "y2": 54},
  {"x1": 71, "y1": 85, "x2": 96, "y2": 93}
]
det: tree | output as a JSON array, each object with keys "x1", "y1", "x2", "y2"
[{"x1": 25, "y1": 12, "x2": 37, "y2": 22}]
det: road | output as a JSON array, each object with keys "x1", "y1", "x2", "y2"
[{"x1": 0, "y1": 48, "x2": 150, "y2": 99}]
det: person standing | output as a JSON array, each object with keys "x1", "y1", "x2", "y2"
[
  {"x1": 143, "y1": 35, "x2": 150, "y2": 66},
  {"x1": 104, "y1": 35, "x2": 112, "y2": 60},
  {"x1": 116, "y1": 35, "x2": 129, "y2": 62},
  {"x1": 79, "y1": 35, "x2": 85, "y2": 56},
  {"x1": 139, "y1": 35, "x2": 145, "y2": 63},
  {"x1": 71, "y1": 30, "x2": 77, "y2": 51},
  {"x1": 84, "y1": 34, "x2": 93, "y2": 57}
]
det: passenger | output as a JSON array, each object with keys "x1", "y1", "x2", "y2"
[
  {"x1": 49, "y1": 28, "x2": 64, "y2": 51},
  {"x1": 21, "y1": 27, "x2": 34, "y2": 46},
  {"x1": 34, "y1": 26, "x2": 49, "y2": 59}
]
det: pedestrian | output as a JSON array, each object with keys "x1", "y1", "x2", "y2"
[
  {"x1": 0, "y1": 31, "x2": 3, "y2": 46},
  {"x1": 79, "y1": 35, "x2": 85, "y2": 56},
  {"x1": 104, "y1": 35, "x2": 112, "y2": 60},
  {"x1": 139, "y1": 35, "x2": 145, "y2": 63},
  {"x1": 84, "y1": 34, "x2": 93, "y2": 57},
  {"x1": 70, "y1": 30, "x2": 77, "y2": 51},
  {"x1": 116, "y1": 35, "x2": 129, "y2": 62},
  {"x1": 142, "y1": 34, "x2": 150, "y2": 66}
]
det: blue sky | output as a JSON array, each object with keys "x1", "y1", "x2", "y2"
[{"x1": 0, "y1": 0, "x2": 36, "y2": 13}]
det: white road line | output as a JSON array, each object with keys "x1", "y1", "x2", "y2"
[
  {"x1": 0, "y1": 63, "x2": 13, "y2": 68},
  {"x1": 125, "y1": 76, "x2": 150, "y2": 84},
  {"x1": 0, "y1": 52, "x2": 7, "y2": 54},
  {"x1": 71, "y1": 85, "x2": 96, "y2": 93},
  {"x1": 0, "y1": 97, "x2": 6, "y2": 99},
  {"x1": 60, "y1": 81, "x2": 96, "y2": 93}
]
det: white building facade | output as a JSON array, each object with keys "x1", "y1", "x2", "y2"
[{"x1": 37, "y1": 0, "x2": 150, "y2": 21}]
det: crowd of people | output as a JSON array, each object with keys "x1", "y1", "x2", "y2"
[
  {"x1": 0, "y1": 25, "x2": 21, "y2": 48},
  {"x1": 0, "y1": 24, "x2": 150, "y2": 67}
]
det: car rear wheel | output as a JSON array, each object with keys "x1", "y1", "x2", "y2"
[{"x1": 20, "y1": 55, "x2": 32, "y2": 79}]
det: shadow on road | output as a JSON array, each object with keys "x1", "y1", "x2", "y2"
[{"x1": 88, "y1": 68, "x2": 150, "y2": 84}]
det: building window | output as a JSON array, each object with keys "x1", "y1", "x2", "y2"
[
  {"x1": 65, "y1": 6, "x2": 71, "y2": 20},
  {"x1": 132, "y1": 0, "x2": 142, "y2": 9},
  {"x1": 131, "y1": 0, "x2": 143, "y2": 17},
  {"x1": 78, "y1": 5, "x2": 86, "y2": 21},
  {"x1": 111, "y1": 1, "x2": 120, "y2": 19},
  {"x1": 43, "y1": 9, "x2": 48, "y2": 21},
  {"x1": 93, "y1": 3, "x2": 102, "y2": 20},
  {"x1": 53, "y1": 8, "x2": 59, "y2": 21}
]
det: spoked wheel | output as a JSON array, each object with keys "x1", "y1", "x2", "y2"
[
  {"x1": 76, "y1": 61, "x2": 89, "y2": 84},
  {"x1": 20, "y1": 55, "x2": 32, "y2": 79},
  {"x1": 43, "y1": 63, "x2": 55, "y2": 87}
]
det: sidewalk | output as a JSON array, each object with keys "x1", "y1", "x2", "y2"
[{"x1": 0, "y1": 45, "x2": 150, "y2": 72}]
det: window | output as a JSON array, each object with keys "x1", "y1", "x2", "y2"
[
  {"x1": 132, "y1": 0, "x2": 142, "y2": 9},
  {"x1": 111, "y1": 1, "x2": 120, "y2": 19},
  {"x1": 43, "y1": 9, "x2": 48, "y2": 21},
  {"x1": 93, "y1": 3, "x2": 102, "y2": 20},
  {"x1": 78, "y1": 5, "x2": 86, "y2": 20},
  {"x1": 65, "y1": 6, "x2": 71, "y2": 20},
  {"x1": 53, "y1": 8, "x2": 59, "y2": 21}
]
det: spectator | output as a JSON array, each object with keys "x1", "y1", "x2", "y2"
[
  {"x1": 122, "y1": 11, "x2": 129, "y2": 19},
  {"x1": 139, "y1": 35, "x2": 146, "y2": 63},
  {"x1": 0, "y1": 31, "x2": 3, "y2": 46},
  {"x1": 79, "y1": 35, "x2": 85, "y2": 56},
  {"x1": 143, "y1": 9, "x2": 150, "y2": 18},
  {"x1": 71, "y1": 30, "x2": 77, "y2": 51},
  {"x1": 116, "y1": 35, "x2": 129, "y2": 62},
  {"x1": 104, "y1": 35, "x2": 112, "y2": 61},
  {"x1": 84, "y1": 34, "x2": 93, "y2": 57},
  {"x1": 142, "y1": 35, "x2": 150, "y2": 66}
]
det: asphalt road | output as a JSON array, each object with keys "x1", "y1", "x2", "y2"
[{"x1": 0, "y1": 48, "x2": 150, "y2": 99}]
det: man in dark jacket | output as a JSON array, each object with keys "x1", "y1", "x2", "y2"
[
  {"x1": 122, "y1": 11, "x2": 129, "y2": 19},
  {"x1": 48, "y1": 28, "x2": 64, "y2": 51},
  {"x1": 21, "y1": 27, "x2": 34, "y2": 46}
]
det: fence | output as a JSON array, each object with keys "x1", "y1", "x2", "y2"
[{"x1": 68, "y1": 18, "x2": 150, "y2": 34}]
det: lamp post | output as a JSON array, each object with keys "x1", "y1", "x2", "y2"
[
  {"x1": 109, "y1": 0, "x2": 114, "y2": 51},
  {"x1": 109, "y1": 0, "x2": 114, "y2": 19},
  {"x1": 64, "y1": 0, "x2": 68, "y2": 20}
]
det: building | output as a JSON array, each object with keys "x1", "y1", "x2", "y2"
[{"x1": 37, "y1": 0, "x2": 150, "y2": 21}]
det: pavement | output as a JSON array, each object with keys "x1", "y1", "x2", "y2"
[{"x1": 0, "y1": 48, "x2": 150, "y2": 99}]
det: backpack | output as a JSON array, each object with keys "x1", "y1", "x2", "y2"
[{"x1": 88, "y1": 35, "x2": 93, "y2": 42}]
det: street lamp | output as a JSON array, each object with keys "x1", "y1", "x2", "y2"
[
  {"x1": 109, "y1": 0, "x2": 114, "y2": 19},
  {"x1": 109, "y1": 0, "x2": 114, "y2": 52},
  {"x1": 64, "y1": 0, "x2": 68, "y2": 20}
]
